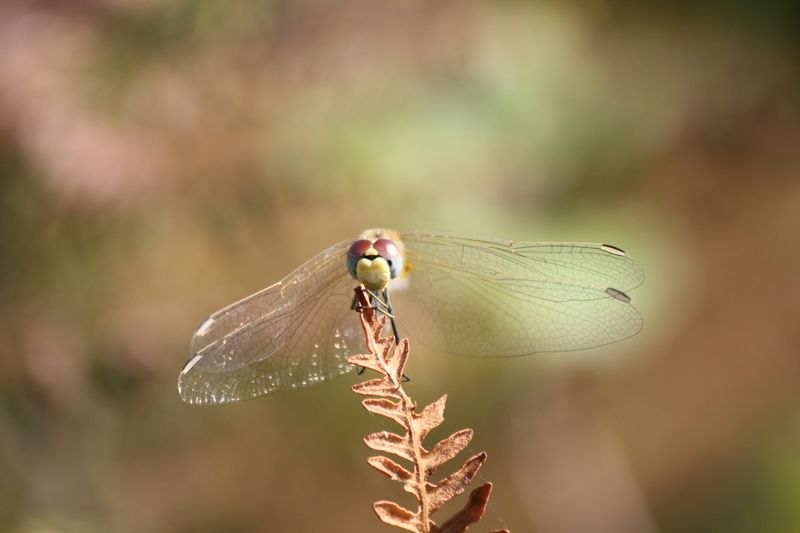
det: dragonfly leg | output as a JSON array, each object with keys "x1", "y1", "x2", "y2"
[
  {"x1": 351, "y1": 287, "x2": 370, "y2": 374},
  {"x1": 382, "y1": 288, "x2": 401, "y2": 344},
  {"x1": 350, "y1": 286, "x2": 409, "y2": 380},
  {"x1": 351, "y1": 290, "x2": 371, "y2": 312},
  {"x1": 383, "y1": 288, "x2": 410, "y2": 383}
]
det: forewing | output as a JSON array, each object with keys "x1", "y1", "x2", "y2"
[
  {"x1": 391, "y1": 232, "x2": 644, "y2": 356},
  {"x1": 178, "y1": 240, "x2": 364, "y2": 404}
]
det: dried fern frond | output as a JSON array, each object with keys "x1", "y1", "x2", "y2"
[{"x1": 349, "y1": 287, "x2": 510, "y2": 533}]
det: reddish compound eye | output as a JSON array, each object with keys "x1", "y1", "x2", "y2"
[
  {"x1": 372, "y1": 239, "x2": 398, "y2": 260},
  {"x1": 372, "y1": 239, "x2": 403, "y2": 278},
  {"x1": 347, "y1": 239, "x2": 373, "y2": 278},
  {"x1": 350, "y1": 239, "x2": 372, "y2": 257}
]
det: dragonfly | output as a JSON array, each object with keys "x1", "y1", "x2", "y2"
[{"x1": 178, "y1": 229, "x2": 644, "y2": 405}]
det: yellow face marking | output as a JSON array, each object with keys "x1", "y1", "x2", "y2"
[{"x1": 356, "y1": 256, "x2": 391, "y2": 290}]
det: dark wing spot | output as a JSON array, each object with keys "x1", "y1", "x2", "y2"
[
  {"x1": 605, "y1": 287, "x2": 632, "y2": 303},
  {"x1": 600, "y1": 244, "x2": 627, "y2": 256}
]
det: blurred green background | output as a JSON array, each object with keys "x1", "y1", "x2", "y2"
[{"x1": 1, "y1": 1, "x2": 799, "y2": 532}]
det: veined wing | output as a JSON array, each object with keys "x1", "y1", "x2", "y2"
[
  {"x1": 178, "y1": 240, "x2": 363, "y2": 404},
  {"x1": 391, "y1": 232, "x2": 644, "y2": 356}
]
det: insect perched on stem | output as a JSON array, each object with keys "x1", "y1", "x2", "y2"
[{"x1": 178, "y1": 229, "x2": 644, "y2": 405}]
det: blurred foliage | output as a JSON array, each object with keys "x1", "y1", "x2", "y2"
[{"x1": 1, "y1": 0, "x2": 799, "y2": 532}]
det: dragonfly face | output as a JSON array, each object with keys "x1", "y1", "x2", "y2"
[
  {"x1": 179, "y1": 228, "x2": 644, "y2": 405},
  {"x1": 347, "y1": 238, "x2": 405, "y2": 291}
]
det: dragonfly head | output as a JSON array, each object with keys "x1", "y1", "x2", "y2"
[{"x1": 347, "y1": 237, "x2": 404, "y2": 290}]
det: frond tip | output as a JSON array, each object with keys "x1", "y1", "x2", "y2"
[{"x1": 349, "y1": 286, "x2": 510, "y2": 533}]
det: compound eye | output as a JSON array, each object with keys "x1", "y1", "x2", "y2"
[
  {"x1": 373, "y1": 238, "x2": 404, "y2": 278},
  {"x1": 347, "y1": 239, "x2": 372, "y2": 278},
  {"x1": 373, "y1": 239, "x2": 398, "y2": 261}
]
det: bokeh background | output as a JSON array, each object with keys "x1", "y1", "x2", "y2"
[{"x1": 1, "y1": 1, "x2": 799, "y2": 532}]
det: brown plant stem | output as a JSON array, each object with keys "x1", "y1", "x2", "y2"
[
  {"x1": 364, "y1": 305, "x2": 432, "y2": 526},
  {"x1": 349, "y1": 286, "x2": 510, "y2": 533}
]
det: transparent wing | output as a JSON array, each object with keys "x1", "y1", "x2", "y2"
[
  {"x1": 391, "y1": 232, "x2": 644, "y2": 356},
  {"x1": 178, "y1": 240, "x2": 364, "y2": 404}
]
